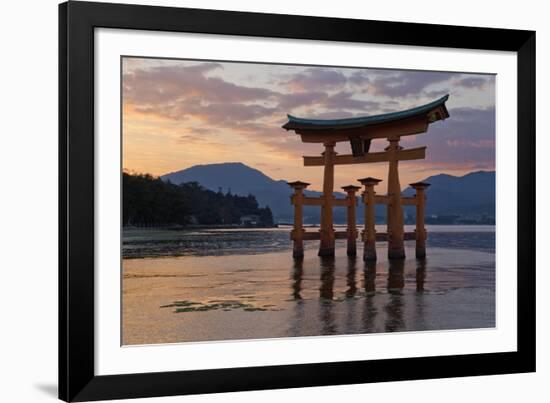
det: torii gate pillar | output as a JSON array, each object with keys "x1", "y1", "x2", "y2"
[
  {"x1": 411, "y1": 182, "x2": 430, "y2": 259},
  {"x1": 288, "y1": 181, "x2": 310, "y2": 259},
  {"x1": 359, "y1": 177, "x2": 382, "y2": 261},
  {"x1": 386, "y1": 138, "x2": 406, "y2": 260},
  {"x1": 319, "y1": 141, "x2": 336, "y2": 257},
  {"x1": 342, "y1": 185, "x2": 361, "y2": 257}
]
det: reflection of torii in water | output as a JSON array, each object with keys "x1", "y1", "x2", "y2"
[{"x1": 283, "y1": 94, "x2": 450, "y2": 260}]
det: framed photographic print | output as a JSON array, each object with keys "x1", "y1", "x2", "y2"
[{"x1": 59, "y1": 1, "x2": 536, "y2": 401}]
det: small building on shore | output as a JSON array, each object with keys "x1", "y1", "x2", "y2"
[{"x1": 240, "y1": 215, "x2": 261, "y2": 227}]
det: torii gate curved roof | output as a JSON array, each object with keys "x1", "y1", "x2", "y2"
[{"x1": 282, "y1": 94, "x2": 449, "y2": 133}]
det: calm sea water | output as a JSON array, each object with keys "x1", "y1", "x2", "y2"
[
  {"x1": 122, "y1": 225, "x2": 496, "y2": 344},
  {"x1": 122, "y1": 225, "x2": 495, "y2": 259}
]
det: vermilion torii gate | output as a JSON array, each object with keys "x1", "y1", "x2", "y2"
[{"x1": 283, "y1": 94, "x2": 449, "y2": 260}]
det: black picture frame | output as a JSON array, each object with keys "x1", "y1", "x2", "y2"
[{"x1": 59, "y1": 1, "x2": 536, "y2": 401}]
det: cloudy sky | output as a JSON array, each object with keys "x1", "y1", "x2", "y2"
[{"x1": 122, "y1": 57, "x2": 495, "y2": 191}]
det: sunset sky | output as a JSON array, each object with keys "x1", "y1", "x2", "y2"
[{"x1": 122, "y1": 57, "x2": 495, "y2": 192}]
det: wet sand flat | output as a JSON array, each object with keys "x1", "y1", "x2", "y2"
[{"x1": 122, "y1": 244, "x2": 495, "y2": 345}]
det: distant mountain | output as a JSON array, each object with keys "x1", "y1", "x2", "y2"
[
  {"x1": 162, "y1": 163, "x2": 495, "y2": 224},
  {"x1": 402, "y1": 170, "x2": 495, "y2": 218},
  {"x1": 162, "y1": 162, "x2": 333, "y2": 221},
  {"x1": 163, "y1": 162, "x2": 286, "y2": 199}
]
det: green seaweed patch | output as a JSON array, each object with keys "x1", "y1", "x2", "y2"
[
  {"x1": 160, "y1": 300, "x2": 201, "y2": 308},
  {"x1": 243, "y1": 307, "x2": 268, "y2": 312},
  {"x1": 161, "y1": 299, "x2": 278, "y2": 313}
]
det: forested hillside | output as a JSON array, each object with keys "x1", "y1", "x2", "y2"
[{"x1": 123, "y1": 172, "x2": 274, "y2": 227}]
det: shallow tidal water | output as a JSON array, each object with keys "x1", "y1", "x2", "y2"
[
  {"x1": 122, "y1": 225, "x2": 495, "y2": 258},
  {"x1": 122, "y1": 227, "x2": 495, "y2": 345}
]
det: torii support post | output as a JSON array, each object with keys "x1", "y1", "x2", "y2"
[
  {"x1": 358, "y1": 177, "x2": 382, "y2": 261},
  {"x1": 342, "y1": 185, "x2": 361, "y2": 257},
  {"x1": 319, "y1": 141, "x2": 337, "y2": 257},
  {"x1": 411, "y1": 182, "x2": 430, "y2": 259},
  {"x1": 288, "y1": 181, "x2": 310, "y2": 259},
  {"x1": 386, "y1": 138, "x2": 406, "y2": 260}
]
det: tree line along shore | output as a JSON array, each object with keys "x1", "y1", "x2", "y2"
[{"x1": 123, "y1": 172, "x2": 275, "y2": 228}]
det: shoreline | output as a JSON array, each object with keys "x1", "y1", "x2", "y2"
[
  {"x1": 122, "y1": 225, "x2": 495, "y2": 259},
  {"x1": 123, "y1": 223, "x2": 495, "y2": 231}
]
